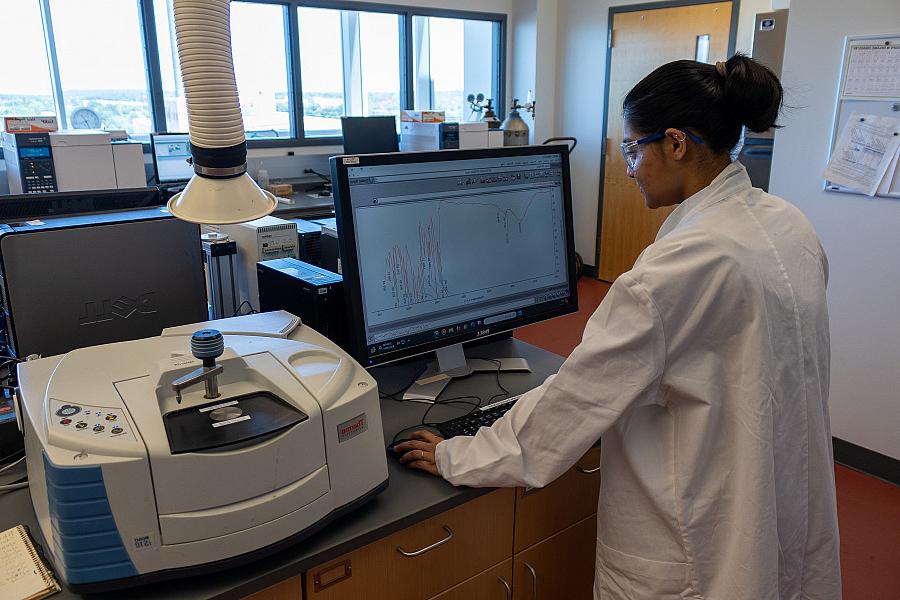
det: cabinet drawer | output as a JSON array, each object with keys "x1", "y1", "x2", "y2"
[
  {"x1": 243, "y1": 576, "x2": 301, "y2": 600},
  {"x1": 306, "y1": 489, "x2": 515, "y2": 600},
  {"x1": 513, "y1": 515, "x2": 597, "y2": 600},
  {"x1": 428, "y1": 559, "x2": 513, "y2": 600},
  {"x1": 514, "y1": 447, "x2": 600, "y2": 552}
]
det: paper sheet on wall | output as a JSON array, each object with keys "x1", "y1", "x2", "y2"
[
  {"x1": 843, "y1": 44, "x2": 900, "y2": 98},
  {"x1": 824, "y1": 114, "x2": 900, "y2": 196},
  {"x1": 876, "y1": 142, "x2": 900, "y2": 197}
]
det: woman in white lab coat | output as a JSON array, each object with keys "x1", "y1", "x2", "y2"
[{"x1": 394, "y1": 54, "x2": 842, "y2": 599}]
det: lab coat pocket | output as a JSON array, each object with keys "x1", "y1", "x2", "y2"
[{"x1": 596, "y1": 540, "x2": 695, "y2": 600}]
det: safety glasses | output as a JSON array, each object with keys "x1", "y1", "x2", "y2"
[{"x1": 620, "y1": 129, "x2": 704, "y2": 170}]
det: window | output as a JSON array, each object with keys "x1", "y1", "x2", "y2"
[
  {"x1": 0, "y1": 1, "x2": 505, "y2": 148},
  {"x1": 412, "y1": 16, "x2": 500, "y2": 123},
  {"x1": 49, "y1": 0, "x2": 153, "y2": 135},
  {"x1": 156, "y1": 1, "x2": 293, "y2": 140},
  {"x1": 0, "y1": 1, "x2": 56, "y2": 125},
  {"x1": 154, "y1": 0, "x2": 187, "y2": 133},
  {"x1": 298, "y1": 7, "x2": 401, "y2": 137},
  {"x1": 231, "y1": 3, "x2": 293, "y2": 139}
]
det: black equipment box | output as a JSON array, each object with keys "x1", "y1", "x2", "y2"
[
  {"x1": 289, "y1": 218, "x2": 323, "y2": 265},
  {"x1": 256, "y1": 258, "x2": 345, "y2": 347},
  {"x1": 0, "y1": 208, "x2": 207, "y2": 358}
]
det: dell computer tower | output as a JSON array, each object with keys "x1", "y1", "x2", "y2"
[{"x1": 0, "y1": 208, "x2": 207, "y2": 358}]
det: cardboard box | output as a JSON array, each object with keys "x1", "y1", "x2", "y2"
[
  {"x1": 400, "y1": 110, "x2": 446, "y2": 123},
  {"x1": 3, "y1": 116, "x2": 58, "y2": 133},
  {"x1": 459, "y1": 121, "x2": 489, "y2": 132},
  {"x1": 267, "y1": 183, "x2": 294, "y2": 197}
]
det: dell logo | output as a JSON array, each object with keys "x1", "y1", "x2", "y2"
[
  {"x1": 476, "y1": 328, "x2": 491, "y2": 337},
  {"x1": 79, "y1": 293, "x2": 158, "y2": 326}
]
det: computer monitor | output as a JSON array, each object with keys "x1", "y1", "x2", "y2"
[
  {"x1": 151, "y1": 133, "x2": 193, "y2": 184},
  {"x1": 331, "y1": 145, "x2": 578, "y2": 401},
  {"x1": 340, "y1": 116, "x2": 399, "y2": 154}
]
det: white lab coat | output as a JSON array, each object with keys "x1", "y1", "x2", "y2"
[{"x1": 435, "y1": 162, "x2": 841, "y2": 599}]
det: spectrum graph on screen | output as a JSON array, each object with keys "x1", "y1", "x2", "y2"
[{"x1": 354, "y1": 185, "x2": 567, "y2": 331}]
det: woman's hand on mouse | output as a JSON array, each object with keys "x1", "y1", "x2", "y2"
[{"x1": 393, "y1": 430, "x2": 445, "y2": 476}]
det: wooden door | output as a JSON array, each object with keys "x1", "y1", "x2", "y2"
[
  {"x1": 512, "y1": 516, "x2": 597, "y2": 600},
  {"x1": 598, "y1": 2, "x2": 733, "y2": 282}
]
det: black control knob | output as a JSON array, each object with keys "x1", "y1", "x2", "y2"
[{"x1": 191, "y1": 329, "x2": 224, "y2": 368}]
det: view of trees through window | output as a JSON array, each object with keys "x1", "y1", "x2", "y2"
[{"x1": 0, "y1": 1, "x2": 502, "y2": 144}]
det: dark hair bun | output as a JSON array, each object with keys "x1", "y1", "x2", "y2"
[
  {"x1": 624, "y1": 53, "x2": 785, "y2": 155},
  {"x1": 722, "y1": 53, "x2": 783, "y2": 133}
]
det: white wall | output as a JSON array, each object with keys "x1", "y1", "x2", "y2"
[
  {"x1": 553, "y1": 0, "x2": 772, "y2": 266},
  {"x1": 509, "y1": 0, "x2": 559, "y2": 143},
  {"x1": 768, "y1": 0, "x2": 900, "y2": 458},
  {"x1": 510, "y1": 0, "x2": 538, "y2": 142}
]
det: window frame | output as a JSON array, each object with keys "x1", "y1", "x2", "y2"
[{"x1": 1, "y1": 0, "x2": 506, "y2": 154}]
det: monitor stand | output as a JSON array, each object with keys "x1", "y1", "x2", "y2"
[{"x1": 402, "y1": 343, "x2": 531, "y2": 403}]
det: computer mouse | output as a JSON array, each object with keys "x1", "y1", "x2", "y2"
[{"x1": 386, "y1": 439, "x2": 413, "y2": 455}]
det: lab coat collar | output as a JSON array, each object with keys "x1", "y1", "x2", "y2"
[{"x1": 655, "y1": 161, "x2": 752, "y2": 241}]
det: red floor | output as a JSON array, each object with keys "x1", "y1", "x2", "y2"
[{"x1": 515, "y1": 277, "x2": 900, "y2": 599}]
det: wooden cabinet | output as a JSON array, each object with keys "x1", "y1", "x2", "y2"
[
  {"x1": 513, "y1": 447, "x2": 601, "y2": 553},
  {"x1": 243, "y1": 576, "x2": 301, "y2": 600},
  {"x1": 512, "y1": 516, "x2": 597, "y2": 600},
  {"x1": 304, "y1": 489, "x2": 515, "y2": 600},
  {"x1": 264, "y1": 448, "x2": 601, "y2": 600},
  {"x1": 427, "y1": 560, "x2": 513, "y2": 600}
]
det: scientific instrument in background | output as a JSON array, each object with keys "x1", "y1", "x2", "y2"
[
  {"x1": 257, "y1": 258, "x2": 346, "y2": 347},
  {"x1": 18, "y1": 311, "x2": 388, "y2": 592},
  {"x1": 331, "y1": 144, "x2": 578, "y2": 402},
  {"x1": 291, "y1": 218, "x2": 324, "y2": 265},
  {"x1": 313, "y1": 217, "x2": 340, "y2": 273},
  {"x1": 399, "y1": 121, "x2": 460, "y2": 151},
  {"x1": 340, "y1": 116, "x2": 399, "y2": 154},
  {"x1": 399, "y1": 110, "x2": 502, "y2": 151},
  {"x1": 201, "y1": 232, "x2": 239, "y2": 320},
  {"x1": 0, "y1": 207, "x2": 207, "y2": 359},
  {"x1": 0, "y1": 187, "x2": 162, "y2": 223},
  {"x1": 2, "y1": 130, "x2": 145, "y2": 194},
  {"x1": 217, "y1": 216, "x2": 299, "y2": 313},
  {"x1": 150, "y1": 133, "x2": 193, "y2": 191}
]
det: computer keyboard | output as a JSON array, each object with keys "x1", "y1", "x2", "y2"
[{"x1": 435, "y1": 394, "x2": 523, "y2": 439}]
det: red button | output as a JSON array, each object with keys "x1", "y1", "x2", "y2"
[{"x1": 60, "y1": 418, "x2": 72, "y2": 425}]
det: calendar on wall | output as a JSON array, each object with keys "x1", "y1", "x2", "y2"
[{"x1": 825, "y1": 34, "x2": 900, "y2": 199}]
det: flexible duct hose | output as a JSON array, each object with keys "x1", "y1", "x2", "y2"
[{"x1": 173, "y1": 0, "x2": 246, "y2": 175}]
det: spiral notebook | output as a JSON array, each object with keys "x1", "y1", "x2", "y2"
[{"x1": 0, "y1": 525, "x2": 60, "y2": 600}]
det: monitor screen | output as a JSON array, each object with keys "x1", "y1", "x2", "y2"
[
  {"x1": 151, "y1": 133, "x2": 193, "y2": 184},
  {"x1": 332, "y1": 145, "x2": 578, "y2": 367},
  {"x1": 340, "y1": 116, "x2": 399, "y2": 155}
]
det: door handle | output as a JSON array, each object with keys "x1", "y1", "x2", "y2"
[
  {"x1": 396, "y1": 525, "x2": 454, "y2": 557},
  {"x1": 524, "y1": 561, "x2": 538, "y2": 599},
  {"x1": 576, "y1": 464, "x2": 601, "y2": 474},
  {"x1": 497, "y1": 575, "x2": 512, "y2": 600}
]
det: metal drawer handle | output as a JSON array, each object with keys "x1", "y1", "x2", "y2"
[
  {"x1": 524, "y1": 561, "x2": 538, "y2": 600},
  {"x1": 396, "y1": 525, "x2": 454, "y2": 557},
  {"x1": 576, "y1": 464, "x2": 601, "y2": 474},
  {"x1": 497, "y1": 575, "x2": 512, "y2": 599}
]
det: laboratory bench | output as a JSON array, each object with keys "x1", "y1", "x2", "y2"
[
  {"x1": 0, "y1": 338, "x2": 601, "y2": 600},
  {"x1": 270, "y1": 192, "x2": 334, "y2": 220}
]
